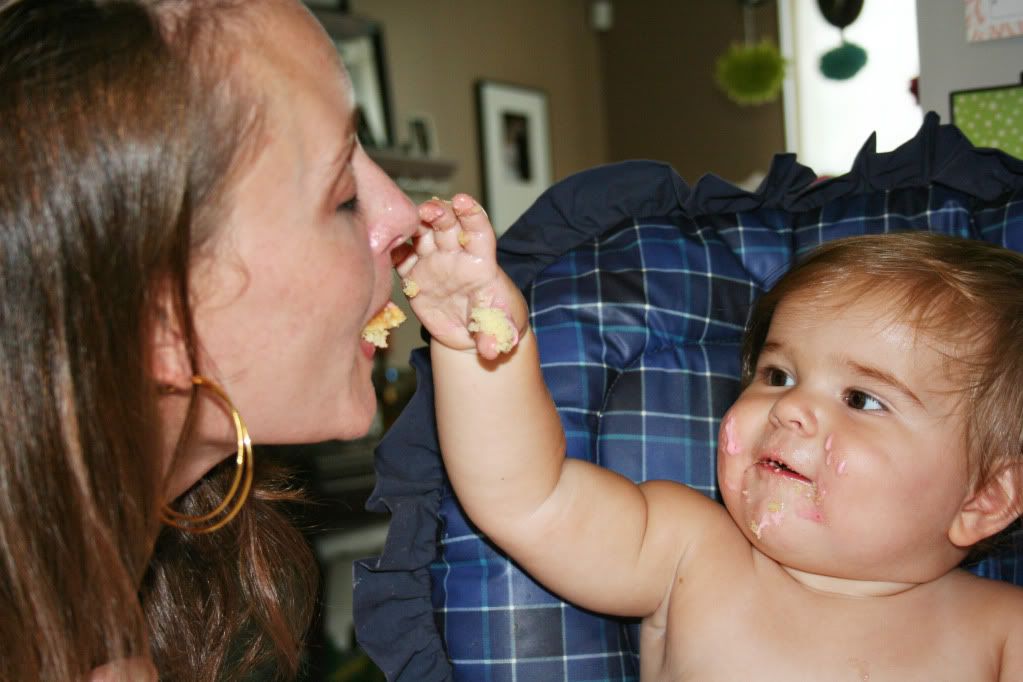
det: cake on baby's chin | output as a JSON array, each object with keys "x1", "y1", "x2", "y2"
[{"x1": 362, "y1": 301, "x2": 406, "y2": 348}]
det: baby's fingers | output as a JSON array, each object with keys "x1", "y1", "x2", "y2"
[
  {"x1": 451, "y1": 194, "x2": 497, "y2": 258},
  {"x1": 475, "y1": 332, "x2": 501, "y2": 361},
  {"x1": 392, "y1": 241, "x2": 417, "y2": 277},
  {"x1": 419, "y1": 198, "x2": 463, "y2": 252},
  {"x1": 467, "y1": 305, "x2": 520, "y2": 358}
]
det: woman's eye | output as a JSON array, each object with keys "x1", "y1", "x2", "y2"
[
  {"x1": 762, "y1": 367, "x2": 795, "y2": 387},
  {"x1": 846, "y1": 389, "x2": 884, "y2": 412},
  {"x1": 337, "y1": 195, "x2": 359, "y2": 213}
]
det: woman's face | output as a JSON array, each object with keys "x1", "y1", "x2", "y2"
[{"x1": 190, "y1": 1, "x2": 417, "y2": 446}]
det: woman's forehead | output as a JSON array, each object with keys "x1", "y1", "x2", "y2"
[{"x1": 237, "y1": 1, "x2": 344, "y2": 88}]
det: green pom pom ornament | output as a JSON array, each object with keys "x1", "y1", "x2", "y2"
[
  {"x1": 819, "y1": 40, "x2": 867, "y2": 80},
  {"x1": 715, "y1": 40, "x2": 786, "y2": 106}
]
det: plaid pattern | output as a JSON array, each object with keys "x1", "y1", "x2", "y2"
[{"x1": 429, "y1": 178, "x2": 1023, "y2": 680}]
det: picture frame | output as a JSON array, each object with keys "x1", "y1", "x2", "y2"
[
  {"x1": 950, "y1": 80, "x2": 1023, "y2": 159},
  {"x1": 311, "y1": 9, "x2": 394, "y2": 149},
  {"x1": 965, "y1": 0, "x2": 1023, "y2": 42},
  {"x1": 476, "y1": 80, "x2": 552, "y2": 236},
  {"x1": 406, "y1": 113, "x2": 438, "y2": 157}
]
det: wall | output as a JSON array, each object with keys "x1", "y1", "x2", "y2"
[
  {"x1": 326, "y1": 0, "x2": 609, "y2": 366},
  {"x1": 345, "y1": 0, "x2": 610, "y2": 197},
  {"x1": 313, "y1": 1, "x2": 785, "y2": 365},
  {"x1": 599, "y1": 0, "x2": 785, "y2": 185},
  {"x1": 779, "y1": 0, "x2": 921, "y2": 177},
  {"x1": 917, "y1": 1, "x2": 1023, "y2": 122},
  {"x1": 336, "y1": 0, "x2": 785, "y2": 193}
]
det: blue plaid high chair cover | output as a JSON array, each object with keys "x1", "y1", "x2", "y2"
[{"x1": 353, "y1": 112, "x2": 1023, "y2": 681}]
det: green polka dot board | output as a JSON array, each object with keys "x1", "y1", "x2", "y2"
[{"x1": 951, "y1": 84, "x2": 1023, "y2": 160}]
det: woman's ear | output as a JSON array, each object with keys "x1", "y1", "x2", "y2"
[
  {"x1": 949, "y1": 463, "x2": 1023, "y2": 548},
  {"x1": 88, "y1": 657, "x2": 158, "y2": 682},
  {"x1": 149, "y1": 285, "x2": 193, "y2": 392}
]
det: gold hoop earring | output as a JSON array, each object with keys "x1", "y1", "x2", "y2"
[{"x1": 161, "y1": 376, "x2": 254, "y2": 534}]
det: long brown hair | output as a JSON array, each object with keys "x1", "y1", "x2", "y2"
[{"x1": 0, "y1": 1, "x2": 316, "y2": 679}]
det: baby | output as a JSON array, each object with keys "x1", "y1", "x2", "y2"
[{"x1": 400, "y1": 193, "x2": 1023, "y2": 680}]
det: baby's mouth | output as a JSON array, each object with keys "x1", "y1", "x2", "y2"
[{"x1": 756, "y1": 457, "x2": 813, "y2": 485}]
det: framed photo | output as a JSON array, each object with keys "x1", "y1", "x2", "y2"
[
  {"x1": 406, "y1": 113, "x2": 438, "y2": 157},
  {"x1": 950, "y1": 81, "x2": 1023, "y2": 159},
  {"x1": 966, "y1": 0, "x2": 1023, "y2": 42},
  {"x1": 476, "y1": 80, "x2": 552, "y2": 236},
  {"x1": 312, "y1": 9, "x2": 393, "y2": 149}
]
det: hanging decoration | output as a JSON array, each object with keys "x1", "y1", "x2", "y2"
[
  {"x1": 715, "y1": 0, "x2": 786, "y2": 106},
  {"x1": 817, "y1": 0, "x2": 867, "y2": 80}
]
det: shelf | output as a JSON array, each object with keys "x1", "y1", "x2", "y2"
[{"x1": 367, "y1": 147, "x2": 457, "y2": 180}]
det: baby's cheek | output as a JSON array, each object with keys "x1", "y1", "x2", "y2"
[
  {"x1": 721, "y1": 413, "x2": 743, "y2": 457},
  {"x1": 716, "y1": 410, "x2": 746, "y2": 493}
]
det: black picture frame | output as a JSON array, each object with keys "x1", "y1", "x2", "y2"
[{"x1": 311, "y1": 9, "x2": 394, "y2": 149}]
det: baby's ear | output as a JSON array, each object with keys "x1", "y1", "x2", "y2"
[{"x1": 948, "y1": 463, "x2": 1023, "y2": 548}]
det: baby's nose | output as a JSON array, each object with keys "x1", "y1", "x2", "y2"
[{"x1": 768, "y1": 389, "x2": 818, "y2": 437}]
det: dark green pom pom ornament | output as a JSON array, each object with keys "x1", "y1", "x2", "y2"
[
  {"x1": 819, "y1": 40, "x2": 867, "y2": 80},
  {"x1": 817, "y1": 0, "x2": 867, "y2": 80}
]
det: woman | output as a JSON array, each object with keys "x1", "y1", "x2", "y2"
[{"x1": 0, "y1": 0, "x2": 418, "y2": 679}]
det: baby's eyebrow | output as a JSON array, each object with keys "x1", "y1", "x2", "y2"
[{"x1": 846, "y1": 360, "x2": 923, "y2": 407}]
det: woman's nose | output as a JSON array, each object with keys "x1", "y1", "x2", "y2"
[
  {"x1": 360, "y1": 153, "x2": 418, "y2": 256},
  {"x1": 768, "y1": 388, "x2": 818, "y2": 437}
]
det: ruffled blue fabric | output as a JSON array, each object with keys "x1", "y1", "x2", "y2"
[
  {"x1": 353, "y1": 348, "x2": 452, "y2": 681},
  {"x1": 353, "y1": 111, "x2": 1023, "y2": 680}
]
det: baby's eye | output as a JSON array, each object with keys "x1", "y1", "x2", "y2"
[
  {"x1": 845, "y1": 389, "x2": 885, "y2": 412},
  {"x1": 761, "y1": 367, "x2": 795, "y2": 387}
]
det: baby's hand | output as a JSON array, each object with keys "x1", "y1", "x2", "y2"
[{"x1": 396, "y1": 194, "x2": 527, "y2": 360}]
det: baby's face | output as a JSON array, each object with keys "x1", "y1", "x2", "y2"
[{"x1": 717, "y1": 291, "x2": 973, "y2": 583}]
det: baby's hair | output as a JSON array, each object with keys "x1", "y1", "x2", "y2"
[{"x1": 741, "y1": 232, "x2": 1023, "y2": 510}]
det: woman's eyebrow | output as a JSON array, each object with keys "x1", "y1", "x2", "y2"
[
  {"x1": 846, "y1": 360, "x2": 924, "y2": 407},
  {"x1": 322, "y1": 113, "x2": 358, "y2": 190}
]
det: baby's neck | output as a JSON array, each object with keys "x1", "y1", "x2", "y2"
[
  {"x1": 761, "y1": 553, "x2": 924, "y2": 598},
  {"x1": 783, "y1": 567, "x2": 918, "y2": 597}
]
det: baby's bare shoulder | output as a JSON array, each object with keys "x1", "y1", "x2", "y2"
[
  {"x1": 948, "y1": 569, "x2": 1023, "y2": 604},
  {"x1": 956, "y1": 573, "x2": 1023, "y2": 677},
  {"x1": 942, "y1": 570, "x2": 1023, "y2": 647}
]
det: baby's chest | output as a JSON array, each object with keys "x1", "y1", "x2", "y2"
[{"x1": 642, "y1": 590, "x2": 996, "y2": 681}]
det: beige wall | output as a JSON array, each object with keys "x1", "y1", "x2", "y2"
[
  {"x1": 600, "y1": 0, "x2": 785, "y2": 184},
  {"x1": 324, "y1": 0, "x2": 784, "y2": 366},
  {"x1": 347, "y1": 0, "x2": 610, "y2": 195},
  {"x1": 342, "y1": 0, "x2": 783, "y2": 193}
]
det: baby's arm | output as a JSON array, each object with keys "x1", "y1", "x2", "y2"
[{"x1": 400, "y1": 195, "x2": 710, "y2": 618}]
